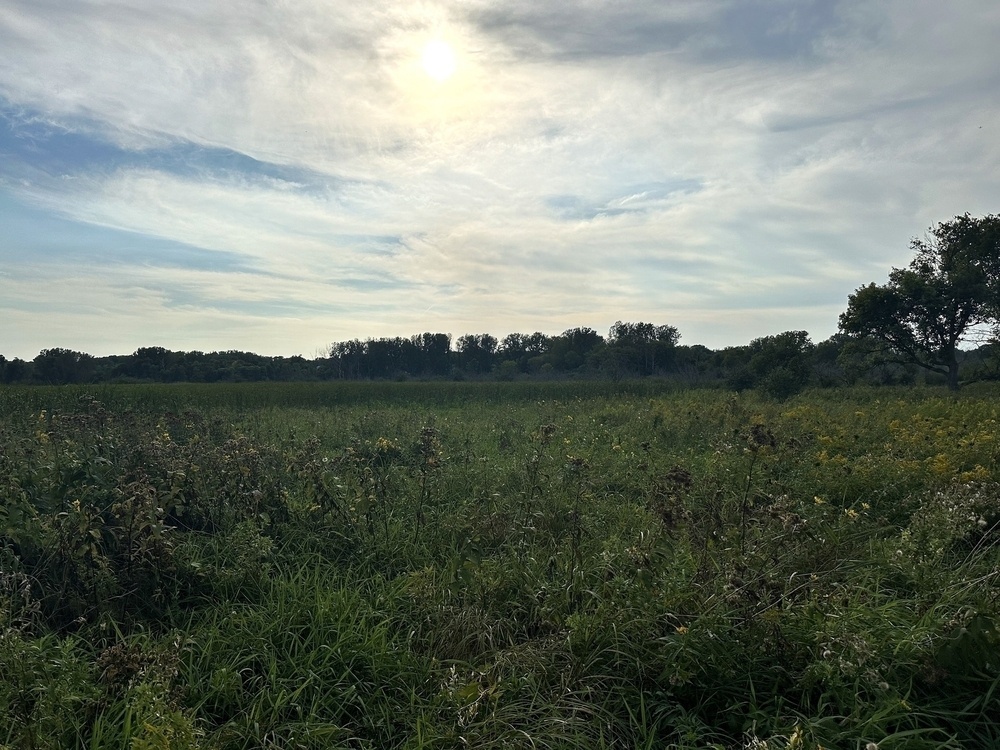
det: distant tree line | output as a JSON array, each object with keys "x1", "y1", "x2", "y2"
[
  {"x1": 4, "y1": 323, "x2": 1000, "y2": 397},
  {"x1": 0, "y1": 347, "x2": 318, "y2": 387}
]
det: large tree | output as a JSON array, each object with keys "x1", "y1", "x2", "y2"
[{"x1": 839, "y1": 213, "x2": 1000, "y2": 391}]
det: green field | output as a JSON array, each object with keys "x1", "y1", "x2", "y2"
[{"x1": 2, "y1": 382, "x2": 999, "y2": 749}]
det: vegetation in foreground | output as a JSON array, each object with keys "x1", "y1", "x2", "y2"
[{"x1": 2, "y1": 381, "x2": 999, "y2": 749}]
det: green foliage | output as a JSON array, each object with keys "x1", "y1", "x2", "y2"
[
  {"x1": 749, "y1": 331, "x2": 815, "y2": 399},
  {"x1": 32, "y1": 348, "x2": 97, "y2": 385},
  {"x1": 2, "y1": 381, "x2": 1000, "y2": 747},
  {"x1": 0, "y1": 629, "x2": 97, "y2": 749},
  {"x1": 840, "y1": 213, "x2": 1000, "y2": 390}
]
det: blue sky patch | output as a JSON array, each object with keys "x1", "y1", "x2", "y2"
[
  {"x1": 0, "y1": 191, "x2": 253, "y2": 273},
  {"x1": 0, "y1": 100, "x2": 340, "y2": 194}
]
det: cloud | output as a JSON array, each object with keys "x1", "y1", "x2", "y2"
[
  {"x1": 1, "y1": 0, "x2": 999, "y2": 357},
  {"x1": 463, "y1": 0, "x2": 854, "y2": 64}
]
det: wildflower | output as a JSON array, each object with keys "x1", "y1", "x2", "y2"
[{"x1": 814, "y1": 496, "x2": 826, "y2": 505}]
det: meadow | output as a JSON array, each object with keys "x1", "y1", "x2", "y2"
[{"x1": 1, "y1": 381, "x2": 998, "y2": 749}]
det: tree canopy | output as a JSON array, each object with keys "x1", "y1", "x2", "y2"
[{"x1": 839, "y1": 213, "x2": 1000, "y2": 390}]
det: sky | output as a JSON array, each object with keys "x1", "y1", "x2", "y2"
[{"x1": 1, "y1": 0, "x2": 998, "y2": 359}]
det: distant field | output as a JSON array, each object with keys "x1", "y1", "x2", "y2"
[{"x1": 2, "y1": 382, "x2": 999, "y2": 749}]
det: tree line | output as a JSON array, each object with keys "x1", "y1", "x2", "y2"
[
  {"x1": 3, "y1": 326, "x2": 998, "y2": 398},
  {"x1": 3, "y1": 213, "x2": 999, "y2": 394}
]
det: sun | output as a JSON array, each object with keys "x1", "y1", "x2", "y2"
[{"x1": 421, "y1": 39, "x2": 456, "y2": 82}]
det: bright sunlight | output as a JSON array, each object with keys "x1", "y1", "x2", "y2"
[{"x1": 421, "y1": 39, "x2": 456, "y2": 82}]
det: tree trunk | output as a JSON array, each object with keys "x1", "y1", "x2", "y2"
[{"x1": 947, "y1": 355, "x2": 960, "y2": 392}]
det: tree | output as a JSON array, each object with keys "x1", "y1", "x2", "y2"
[
  {"x1": 548, "y1": 327, "x2": 603, "y2": 371},
  {"x1": 498, "y1": 332, "x2": 550, "y2": 373},
  {"x1": 839, "y1": 214, "x2": 1000, "y2": 391},
  {"x1": 672, "y1": 344, "x2": 714, "y2": 383},
  {"x1": 604, "y1": 321, "x2": 680, "y2": 376},
  {"x1": 33, "y1": 348, "x2": 96, "y2": 384},
  {"x1": 411, "y1": 333, "x2": 452, "y2": 376},
  {"x1": 456, "y1": 333, "x2": 498, "y2": 374},
  {"x1": 747, "y1": 331, "x2": 814, "y2": 399},
  {"x1": 6, "y1": 357, "x2": 29, "y2": 383},
  {"x1": 116, "y1": 346, "x2": 177, "y2": 381}
]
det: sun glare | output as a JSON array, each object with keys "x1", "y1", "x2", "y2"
[{"x1": 422, "y1": 39, "x2": 456, "y2": 82}]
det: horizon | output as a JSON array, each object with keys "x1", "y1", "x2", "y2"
[
  {"x1": 2, "y1": 325, "x2": 993, "y2": 364},
  {"x1": 2, "y1": 1, "x2": 998, "y2": 360}
]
